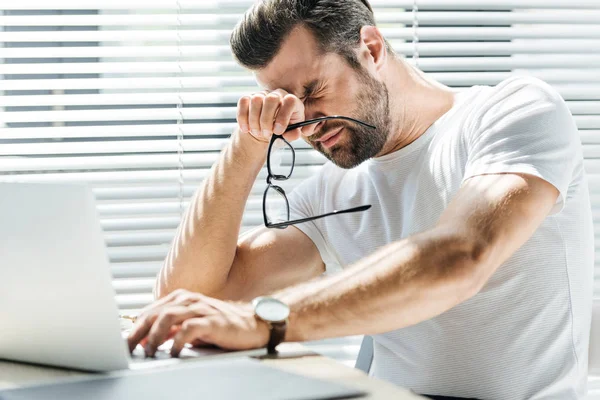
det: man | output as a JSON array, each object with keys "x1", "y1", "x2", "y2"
[{"x1": 127, "y1": 1, "x2": 594, "y2": 399}]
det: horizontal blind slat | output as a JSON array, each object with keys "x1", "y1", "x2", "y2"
[
  {"x1": 0, "y1": 152, "x2": 326, "y2": 172},
  {"x1": 0, "y1": 166, "x2": 321, "y2": 185},
  {"x1": 2, "y1": 100, "x2": 598, "y2": 127},
  {"x1": 113, "y1": 278, "x2": 156, "y2": 295},
  {"x1": 102, "y1": 214, "x2": 264, "y2": 232},
  {"x1": 0, "y1": 14, "x2": 241, "y2": 27},
  {"x1": 111, "y1": 262, "x2": 163, "y2": 279},
  {"x1": 4, "y1": 72, "x2": 600, "y2": 92},
  {"x1": 92, "y1": 181, "x2": 304, "y2": 200},
  {"x1": 376, "y1": 10, "x2": 600, "y2": 25},
  {"x1": 0, "y1": 123, "x2": 238, "y2": 140},
  {"x1": 0, "y1": 84, "x2": 598, "y2": 110},
  {"x1": 99, "y1": 199, "x2": 263, "y2": 219},
  {"x1": 5, "y1": 56, "x2": 600, "y2": 79},
  {"x1": 0, "y1": 77, "x2": 255, "y2": 91},
  {"x1": 4, "y1": 27, "x2": 600, "y2": 42},
  {"x1": 2, "y1": 11, "x2": 600, "y2": 27},
  {"x1": 0, "y1": 107, "x2": 238, "y2": 124},
  {"x1": 6, "y1": 0, "x2": 599, "y2": 10},
  {"x1": 3, "y1": 41, "x2": 600, "y2": 59},
  {"x1": 0, "y1": 92, "x2": 243, "y2": 107},
  {"x1": 0, "y1": 62, "x2": 241, "y2": 76}
]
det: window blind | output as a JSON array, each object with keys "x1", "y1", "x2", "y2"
[{"x1": 1, "y1": 1, "x2": 599, "y2": 322}]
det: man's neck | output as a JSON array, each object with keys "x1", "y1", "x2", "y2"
[{"x1": 377, "y1": 59, "x2": 455, "y2": 157}]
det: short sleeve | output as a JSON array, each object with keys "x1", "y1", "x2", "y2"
[
  {"x1": 287, "y1": 169, "x2": 343, "y2": 273},
  {"x1": 464, "y1": 77, "x2": 580, "y2": 214}
]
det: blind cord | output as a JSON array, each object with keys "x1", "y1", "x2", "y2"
[
  {"x1": 412, "y1": 0, "x2": 419, "y2": 68},
  {"x1": 176, "y1": 0, "x2": 185, "y2": 218}
]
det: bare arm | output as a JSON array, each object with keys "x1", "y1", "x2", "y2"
[
  {"x1": 216, "y1": 225, "x2": 325, "y2": 301},
  {"x1": 275, "y1": 173, "x2": 560, "y2": 341},
  {"x1": 155, "y1": 90, "x2": 325, "y2": 300},
  {"x1": 154, "y1": 129, "x2": 263, "y2": 298},
  {"x1": 129, "y1": 172, "x2": 562, "y2": 355}
]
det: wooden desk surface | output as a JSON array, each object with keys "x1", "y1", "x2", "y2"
[{"x1": 0, "y1": 343, "x2": 423, "y2": 399}]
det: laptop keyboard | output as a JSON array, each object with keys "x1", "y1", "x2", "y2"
[
  {"x1": 130, "y1": 346, "x2": 174, "y2": 362},
  {"x1": 128, "y1": 340, "x2": 230, "y2": 363}
]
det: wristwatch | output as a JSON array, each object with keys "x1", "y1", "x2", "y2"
[{"x1": 252, "y1": 296, "x2": 290, "y2": 354}]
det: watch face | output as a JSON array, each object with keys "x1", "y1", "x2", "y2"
[{"x1": 255, "y1": 298, "x2": 290, "y2": 323}]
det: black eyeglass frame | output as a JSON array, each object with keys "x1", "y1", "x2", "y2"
[{"x1": 263, "y1": 116, "x2": 375, "y2": 229}]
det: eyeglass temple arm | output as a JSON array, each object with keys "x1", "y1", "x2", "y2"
[
  {"x1": 284, "y1": 116, "x2": 376, "y2": 132},
  {"x1": 267, "y1": 205, "x2": 372, "y2": 229}
]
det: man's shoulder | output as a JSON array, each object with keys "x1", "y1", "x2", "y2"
[
  {"x1": 470, "y1": 76, "x2": 567, "y2": 131},
  {"x1": 481, "y1": 76, "x2": 563, "y2": 113}
]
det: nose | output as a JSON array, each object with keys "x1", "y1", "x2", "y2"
[
  {"x1": 300, "y1": 121, "x2": 325, "y2": 139},
  {"x1": 298, "y1": 109, "x2": 326, "y2": 139}
]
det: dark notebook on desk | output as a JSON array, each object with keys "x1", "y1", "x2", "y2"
[{"x1": 0, "y1": 358, "x2": 366, "y2": 400}]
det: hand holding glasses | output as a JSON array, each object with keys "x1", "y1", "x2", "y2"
[{"x1": 263, "y1": 116, "x2": 375, "y2": 229}]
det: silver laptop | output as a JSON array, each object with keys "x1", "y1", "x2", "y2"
[{"x1": 0, "y1": 182, "x2": 264, "y2": 372}]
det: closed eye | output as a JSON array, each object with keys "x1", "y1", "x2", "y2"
[
  {"x1": 300, "y1": 79, "x2": 326, "y2": 105},
  {"x1": 303, "y1": 96, "x2": 317, "y2": 106}
]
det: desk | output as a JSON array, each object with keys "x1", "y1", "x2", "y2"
[{"x1": 0, "y1": 343, "x2": 423, "y2": 399}]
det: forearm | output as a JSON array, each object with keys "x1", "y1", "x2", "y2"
[
  {"x1": 156, "y1": 129, "x2": 268, "y2": 298},
  {"x1": 276, "y1": 226, "x2": 486, "y2": 342}
]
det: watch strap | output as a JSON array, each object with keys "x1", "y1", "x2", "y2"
[{"x1": 267, "y1": 320, "x2": 287, "y2": 354}]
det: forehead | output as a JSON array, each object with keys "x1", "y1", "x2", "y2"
[{"x1": 254, "y1": 25, "x2": 344, "y2": 96}]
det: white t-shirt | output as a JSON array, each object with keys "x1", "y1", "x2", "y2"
[{"x1": 288, "y1": 76, "x2": 594, "y2": 399}]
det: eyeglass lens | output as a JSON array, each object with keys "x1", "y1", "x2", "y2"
[
  {"x1": 264, "y1": 186, "x2": 290, "y2": 225},
  {"x1": 268, "y1": 136, "x2": 294, "y2": 179}
]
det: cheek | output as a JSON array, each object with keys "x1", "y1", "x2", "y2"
[{"x1": 323, "y1": 81, "x2": 363, "y2": 113}]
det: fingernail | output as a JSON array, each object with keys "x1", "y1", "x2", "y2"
[
  {"x1": 251, "y1": 129, "x2": 260, "y2": 137},
  {"x1": 240, "y1": 124, "x2": 249, "y2": 133},
  {"x1": 273, "y1": 123, "x2": 285, "y2": 135},
  {"x1": 262, "y1": 129, "x2": 271, "y2": 138}
]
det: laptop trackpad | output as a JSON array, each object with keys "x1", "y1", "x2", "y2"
[{"x1": 0, "y1": 358, "x2": 366, "y2": 400}]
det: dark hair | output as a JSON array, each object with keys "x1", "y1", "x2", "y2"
[{"x1": 230, "y1": 0, "x2": 391, "y2": 70}]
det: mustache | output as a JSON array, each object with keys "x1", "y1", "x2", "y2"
[{"x1": 309, "y1": 121, "x2": 348, "y2": 144}]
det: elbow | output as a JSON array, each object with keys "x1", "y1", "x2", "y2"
[
  {"x1": 153, "y1": 267, "x2": 170, "y2": 300},
  {"x1": 439, "y1": 234, "x2": 492, "y2": 302},
  {"x1": 464, "y1": 240, "x2": 491, "y2": 299},
  {"x1": 152, "y1": 261, "x2": 230, "y2": 301},
  {"x1": 152, "y1": 261, "x2": 195, "y2": 300}
]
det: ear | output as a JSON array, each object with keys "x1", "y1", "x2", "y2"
[{"x1": 359, "y1": 26, "x2": 387, "y2": 72}]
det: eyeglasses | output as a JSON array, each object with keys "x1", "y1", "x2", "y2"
[{"x1": 263, "y1": 116, "x2": 375, "y2": 229}]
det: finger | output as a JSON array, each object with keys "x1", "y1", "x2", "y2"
[
  {"x1": 127, "y1": 312, "x2": 159, "y2": 352},
  {"x1": 237, "y1": 96, "x2": 251, "y2": 133},
  {"x1": 136, "y1": 299, "x2": 216, "y2": 352},
  {"x1": 248, "y1": 93, "x2": 266, "y2": 141},
  {"x1": 142, "y1": 300, "x2": 216, "y2": 355},
  {"x1": 259, "y1": 91, "x2": 284, "y2": 139},
  {"x1": 137, "y1": 288, "x2": 183, "y2": 316},
  {"x1": 139, "y1": 325, "x2": 180, "y2": 348},
  {"x1": 276, "y1": 94, "x2": 304, "y2": 142},
  {"x1": 170, "y1": 319, "x2": 213, "y2": 357},
  {"x1": 136, "y1": 288, "x2": 194, "y2": 321},
  {"x1": 127, "y1": 289, "x2": 202, "y2": 352},
  {"x1": 144, "y1": 306, "x2": 198, "y2": 357}
]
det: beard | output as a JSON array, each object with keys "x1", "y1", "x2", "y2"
[{"x1": 309, "y1": 68, "x2": 392, "y2": 169}]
